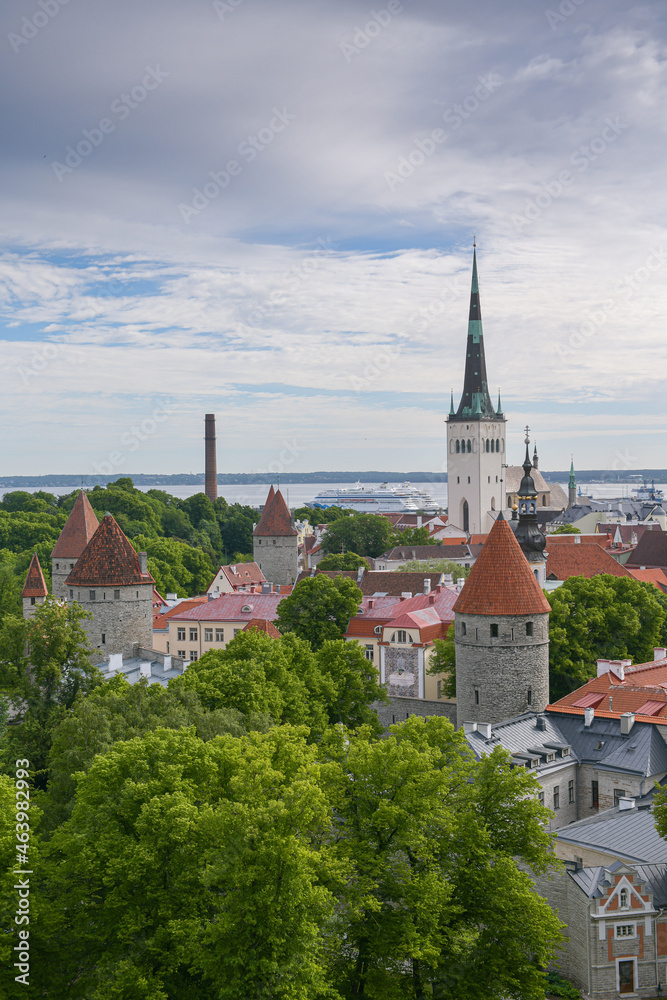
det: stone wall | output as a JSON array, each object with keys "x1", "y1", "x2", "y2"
[
  {"x1": 254, "y1": 534, "x2": 298, "y2": 586},
  {"x1": 384, "y1": 646, "x2": 420, "y2": 698},
  {"x1": 71, "y1": 582, "x2": 154, "y2": 660},
  {"x1": 52, "y1": 558, "x2": 77, "y2": 600},
  {"x1": 374, "y1": 696, "x2": 457, "y2": 729},
  {"x1": 577, "y1": 763, "x2": 647, "y2": 820},
  {"x1": 454, "y1": 610, "x2": 549, "y2": 727}
]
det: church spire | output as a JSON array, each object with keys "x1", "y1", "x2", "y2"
[
  {"x1": 568, "y1": 456, "x2": 577, "y2": 507},
  {"x1": 452, "y1": 246, "x2": 497, "y2": 421}
]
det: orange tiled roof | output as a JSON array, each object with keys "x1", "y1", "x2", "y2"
[
  {"x1": 546, "y1": 534, "x2": 608, "y2": 546},
  {"x1": 253, "y1": 488, "x2": 297, "y2": 537},
  {"x1": 454, "y1": 514, "x2": 551, "y2": 616},
  {"x1": 545, "y1": 544, "x2": 631, "y2": 580},
  {"x1": 243, "y1": 618, "x2": 281, "y2": 638},
  {"x1": 51, "y1": 491, "x2": 99, "y2": 559},
  {"x1": 550, "y1": 655, "x2": 667, "y2": 719},
  {"x1": 628, "y1": 568, "x2": 667, "y2": 592},
  {"x1": 153, "y1": 597, "x2": 209, "y2": 630},
  {"x1": 65, "y1": 514, "x2": 155, "y2": 587},
  {"x1": 21, "y1": 552, "x2": 48, "y2": 598}
]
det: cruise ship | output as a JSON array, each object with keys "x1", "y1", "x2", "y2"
[{"x1": 310, "y1": 482, "x2": 442, "y2": 514}]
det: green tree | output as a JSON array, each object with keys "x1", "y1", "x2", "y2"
[
  {"x1": 318, "y1": 552, "x2": 369, "y2": 571},
  {"x1": 180, "y1": 492, "x2": 216, "y2": 530},
  {"x1": 427, "y1": 635, "x2": 456, "y2": 698},
  {"x1": 36, "y1": 726, "x2": 338, "y2": 1000},
  {"x1": 550, "y1": 525, "x2": 581, "y2": 535},
  {"x1": 398, "y1": 558, "x2": 470, "y2": 581},
  {"x1": 548, "y1": 575, "x2": 667, "y2": 699},
  {"x1": 275, "y1": 575, "x2": 362, "y2": 648},
  {"x1": 397, "y1": 526, "x2": 436, "y2": 546},
  {"x1": 321, "y1": 513, "x2": 397, "y2": 558},
  {"x1": 314, "y1": 640, "x2": 386, "y2": 731}
]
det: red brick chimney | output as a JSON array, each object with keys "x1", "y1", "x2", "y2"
[{"x1": 205, "y1": 414, "x2": 218, "y2": 503}]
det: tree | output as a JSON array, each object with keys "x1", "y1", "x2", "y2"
[
  {"x1": 548, "y1": 575, "x2": 667, "y2": 699},
  {"x1": 275, "y1": 574, "x2": 362, "y2": 648},
  {"x1": 550, "y1": 525, "x2": 581, "y2": 535},
  {"x1": 399, "y1": 558, "x2": 470, "y2": 581},
  {"x1": 321, "y1": 513, "x2": 397, "y2": 558},
  {"x1": 314, "y1": 640, "x2": 386, "y2": 731},
  {"x1": 397, "y1": 526, "x2": 436, "y2": 546},
  {"x1": 0, "y1": 597, "x2": 100, "y2": 787},
  {"x1": 318, "y1": 552, "x2": 369, "y2": 571},
  {"x1": 323, "y1": 717, "x2": 563, "y2": 999},
  {"x1": 294, "y1": 505, "x2": 348, "y2": 524},
  {"x1": 427, "y1": 635, "x2": 456, "y2": 698},
  {"x1": 35, "y1": 726, "x2": 338, "y2": 1000}
]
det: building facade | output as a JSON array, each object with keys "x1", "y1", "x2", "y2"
[{"x1": 253, "y1": 486, "x2": 299, "y2": 586}]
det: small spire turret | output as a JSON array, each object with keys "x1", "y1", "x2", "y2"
[{"x1": 568, "y1": 457, "x2": 577, "y2": 508}]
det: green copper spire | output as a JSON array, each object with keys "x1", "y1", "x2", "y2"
[
  {"x1": 449, "y1": 389, "x2": 455, "y2": 416},
  {"x1": 451, "y1": 246, "x2": 498, "y2": 422},
  {"x1": 496, "y1": 389, "x2": 503, "y2": 416},
  {"x1": 569, "y1": 457, "x2": 576, "y2": 490}
]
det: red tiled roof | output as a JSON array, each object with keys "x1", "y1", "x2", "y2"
[
  {"x1": 253, "y1": 488, "x2": 297, "y2": 537},
  {"x1": 551, "y1": 655, "x2": 667, "y2": 720},
  {"x1": 212, "y1": 562, "x2": 266, "y2": 591},
  {"x1": 243, "y1": 618, "x2": 281, "y2": 638},
  {"x1": 453, "y1": 514, "x2": 551, "y2": 616},
  {"x1": 360, "y1": 572, "x2": 451, "y2": 597},
  {"x1": 546, "y1": 534, "x2": 607, "y2": 546},
  {"x1": 65, "y1": 514, "x2": 155, "y2": 587},
  {"x1": 153, "y1": 597, "x2": 209, "y2": 630},
  {"x1": 628, "y1": 568, "x2": 667, "y2": 592},
  {"x1": 545, "y1": 544, "x2": 632, "y2": 580},
  {"x1": 21, "y1": 552, "x2": 48, "y2": 598},
  {"x1": 168, "y1": 593, "x2": 285, "y2": 622},
  {"x1": 51, "y1": 491, "x2": 99, "y2": 558}
]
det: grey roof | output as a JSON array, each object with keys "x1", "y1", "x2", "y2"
[
  {"x1": 463, "y1": 712, "x2": 577, "y2": 776},
  {"x1": 557, "y1": 806, "x2": 667, "y2": 864},
  {"x1": 97, "y1": 654, "x2": 186, "y2": 688},
  {"x1": 549, "y1": 712, "x2": 667, "y2": 779},
  {"x1": 571, "y1": 860, "x2": 667, "y2": 906}
]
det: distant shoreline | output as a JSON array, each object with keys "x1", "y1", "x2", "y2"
[{"x1": 0, "y1": 470, "x2": 665, "y2": 488}]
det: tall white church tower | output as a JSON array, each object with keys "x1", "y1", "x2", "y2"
[{"x1": 446, "y1": 247, "x2": 505, "y2": 534}]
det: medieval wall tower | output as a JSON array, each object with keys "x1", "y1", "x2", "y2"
[
  {"x1": 253, "y1": 486, "x2": 298, "y2": 586},
  {"x1": 453, "y1": 512, "x2": 551, "y2": 727},
  {"x1": 50, "y1": 491, "x2": 99, "y2": 600},
  {"x1": 446, "y1": 248, "x2": 506, "y2": 535},
  {"x1": 21, "y1": 552, "x2": 48, "y2": 618}
]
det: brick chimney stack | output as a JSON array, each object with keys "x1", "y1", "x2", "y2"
[{"x1": 205, "y1": 413, "x2": 218, "y2": 503}]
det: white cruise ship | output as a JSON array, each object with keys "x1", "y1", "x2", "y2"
[{"x1": 310, "y1": 482, "x2": 442, "y2": 514}]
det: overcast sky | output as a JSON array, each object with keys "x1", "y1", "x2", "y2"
[{"x1": 1, "y1": 0, "x2": 666, "y2": 477}]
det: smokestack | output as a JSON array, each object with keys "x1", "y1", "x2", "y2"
[{"x1": 205, "y1": 413, "x2": 218, "y2": 502}]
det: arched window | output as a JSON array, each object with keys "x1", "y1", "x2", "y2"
[
  {"x1": 619, "y1": 888, "x2": 629, "y2": 909},
  {"x1": 456, "y1": 440, "x2": 460, "y2": 453},
  {"x1": 392, "y1": 630, "x2": 408, "y2": 644},
  {"x1": 461, "y1": 622, "x2": 467, "y2": 637},
  {"x1": 490, "y1": 496, "x2": 495, "y2": 510},
  {"x1": 462, "y1": 500, "x2": 469, "y2": 533},
  {"x1": 486, "y1": 439, "x2": 490, "y2": 452},
  {"x1": 542, "y1": 495, "x2": 547, "y2": 506},
  {"x1": 467, "y1": 440, "x2": 471, "y2": 453},
  {"x1": 496, "y1": 438, "x2": 500, "y2": 452}
]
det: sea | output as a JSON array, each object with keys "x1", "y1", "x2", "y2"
[{"x1": 0, "y1": 482, "x2": 663, "y2": 509}]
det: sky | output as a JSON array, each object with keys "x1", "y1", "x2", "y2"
[{"x1": 1, "y1": 0, "x2": 666, "y2": 477}]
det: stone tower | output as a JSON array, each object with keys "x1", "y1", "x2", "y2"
[
  {"x1": 65, "y1": 514, "x2": 154, "y2": 660},
  {"x1": 568, "y1": 458, "x2": 577, "y2": 508},
  {"x1": 512, "y1": 429, "x2": 547, "y2": 587},
  {"x1": 21, "y1": 552, "x2": 48, "y2": 618},
  {"x1": 51, "y1": 491, "x2": 99, "y2": 600},
  {"x1": 453, "y1": 512, "x2": 551, "y2": 727},
  {"x1": 253, "y1": 486, "x2": 298, "y2": 586},
  {"x1": 447, "y1": 247, "x2": 506, "y2": 534}
]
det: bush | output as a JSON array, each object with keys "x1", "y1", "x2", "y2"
[{"x1": 544, "y1": 969, "x2": 581, "y2": 998}]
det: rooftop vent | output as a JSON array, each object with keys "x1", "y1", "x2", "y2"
[
  {"x1": 655, "y1": 647, "x2": 667, "y2": 661},
  {"x1": 618, "y1": 797, "x2": 636, "y2": 811},
  {"x1": 584, "y1": 706, "x2": 595, "y2": 727},
  {"x1": 620, "y1": 712, "x2": 635, "y2": 736},
  {"x1": 462, "y1": 721, "x2": 478, "y2": 734},
  {"x1": 535, "y1": 716, "x2": 547, "y2": 731},
  {"x1": 477, "y1": 722, "x2": 492, "y2": 739}
]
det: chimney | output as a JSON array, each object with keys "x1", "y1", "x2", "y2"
[
  {"x1": 108, "y1": 652, "x2": 123, "y2": 676},
  {"x1": 584, "y1": 707, "x2": 595, "y2": 727},
  {"x1": 138, "y1": 552, "x2": 148, "y2": 576},
  {"x1": 400, "y1": 591, "x2": 412, "y2": 600},
  {"x1": 620, "y1": 712, "x2": 635, "y2": 735},
  {"x1": 428, "y1": 593, "x2": 435, "y2": 605},
  {"x1": 140, "y1": 660, "x2": 151, "y2": 679},
  {"x1": 368, "y1": 598, "x2": 374, "y2": 609},
  {"x1": 205, "y1": 413, "x2": 218, "y2": 503},
  {"x1": 424, "y1": 578, "x2": 431, "y2": 594},
  {"x1": 163, "y1": 655, "x2": 172, "y2": 670},
  {"x1": 618, "y1": 796, "x2": 636, "y2": 811},
  {"x1": 477, "y1": 722, "x2": 492, "y2": 738},
  {"x1": 462, "y1": 721, "x2": 478, "y2": 734},
  {"x1": 597, "y1": 658, "x2": 630, "y2": 681},
  {"x1": 535, "y1": 716, "x2": 547, "y2": 731},
  {"x1": 655, "y1": 647, "x2": 667, "y2": 661}
]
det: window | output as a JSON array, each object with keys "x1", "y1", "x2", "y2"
[
  {"x1": 69, "y1": 589, "x2": 73, "y2": 600},
  {"x1": 568, "y1": 779, "x2": 575, "y2": 804},
  {"x1": 619, "y1": 888, "x2": 629, "y2": 909},
  {"x1": 177, "y1": 649, "x2": 186, "y2": 658},
  {"x1": 461, "y1": 622, "x2": 467, "y2": 637},
  {"x1": 392, "y1": 630, "x2": 408, "y2": 644},
  {"x1": 233, "y1": 629, "x2": 240, "y2": 637},
  {"x1": 215, "y1": 628, "x2": 224, "y2": 642},
  {"x1": 101, "y1": 633, "x2": 106, "y2": 645},
  {"x1": 437, "y1": 680, "x2": 442, "y2": 699},
  {"x1": 204, "y1": 628, "x2": 213, "y2": 642},
  {"x1": 30, "y1": 597, "x2": 36, "y2": 606},
  {"x1": 474, "y1": 688, "x2": 480, "y2": 705},
  {"x1": 166, "y1": 642, "x2": 170, "y2": 653},
  {"x1": 526, "y1": 622, "x2": 534, "y2": 636},
  {"x1": 614, "y1": 789, "x2": 627, "y2": 807},
  {"x1": 457, "y1": 476, "x2": 460, "y2": 484},
  {"x1": 56, "y1": 562, "x2": 60, "y2": 570},
  {"x1": 616, "y1": 924, "x2": 635, "y2": 938},
  {"x1": 189, "y1": 628, "x2": 198, "y2": 642},
  {"x1": 538, "y1": 791, "x2": 545, "y2": 806},
  {"x1": 467, "y1": 476, "x2": 471, "y2": 484},
  {"x1": 114, "y1": 589, "x2": 120, "y2": 600},
  {"x1": 364, "y1": 645, "x2": 374, "y2": 661},
  {"x1": 553, "y1": 786, "x2": 560, "y2": 810},
  {"x1": 527, "y1": 688, "x2": 532, "y2": 706},
  {"x1": 490, "y1": 624, "x2": 498, "y2": 638},
  {"x1": 190, "y1": 651, "x2": 198, "y2": 662},
  {"x1": 592, "y1": 780, "x2": 599, "y2": 809},
  {"x1": 177, "y1": 628, "x2": 186, "y2": 641},
  {"x1": 466, "y1": 440, "x2": 471, "y2": 453},
  {"x1": 374, "y1": 625, "x2": 382, "y2": 635},
  {"x1": 89, "y1": 590, "x2": 96, "y2": 601}
]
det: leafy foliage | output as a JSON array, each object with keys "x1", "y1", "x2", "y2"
[
  {"x1": 318, "y1": 552, "x2": 369, "y2": 571},
  {"x1": 275, "y1": 574, "x2": 363, "y2": 648},
  {"x1": 427, "y1": 635, "x2": 457, "y2": 698},
  {"x1": 398, "y1": 558, "x2": 470, "y2": 581},
  {"x1": 320, "y1": 513, "x2": 397, "y2": 558},
  {"x1": 550, "y1": 525, "x2": 581, "y2": 535}
]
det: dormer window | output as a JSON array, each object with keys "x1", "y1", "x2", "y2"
[
  {"x1": 392, "y1": 630, "x2": 408, "y2": 644},
  {"x1": 374, "y1": 625, "x2": 382, "y2": 635},
  {"x1": 241, "y1": 605, "x2": 252, "y2": 613},
  {"x1": 619, "y1": 888, "x2": 629, "y2": 909}
]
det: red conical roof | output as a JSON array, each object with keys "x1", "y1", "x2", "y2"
[
  {"x1": 453, "y1": 513, "x2": 551, "y2": 616},
  {"x1": 253, "y1": 488, "x2": 297, "y2": 537},
  {"x1": 22, "y1": 553, "x2": 48, "y2": 599},
  {"x1": 243, "y1": 618, "x2": 281, "y2": 638},
  {"x1": 65, "y1": 514, "x2": 155, "y2": 587},
  {"x1": 51, "y1": 491, "x2": 100, "y2": 559}
]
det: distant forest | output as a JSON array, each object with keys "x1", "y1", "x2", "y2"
[{"x1": 0, "y1": 470, "x2": 665, "y2": 487}]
